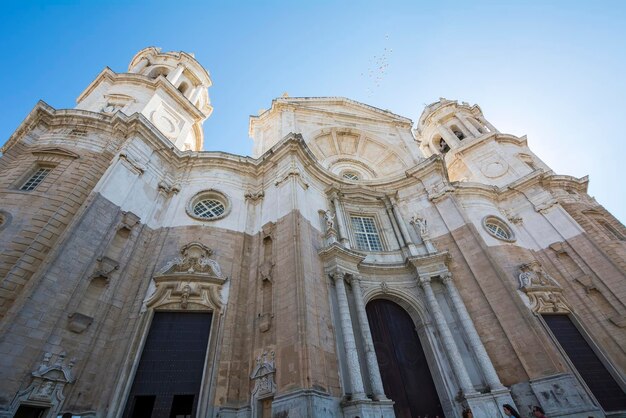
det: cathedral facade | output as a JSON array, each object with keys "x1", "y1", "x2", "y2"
[{"x1": 0, "y1": 47, "x2": 625, "y2": 418}]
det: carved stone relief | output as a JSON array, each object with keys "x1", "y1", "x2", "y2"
[
  {"x1": 142, "y1": 242, "x2": 227, "y2": 312},
  {"x1": 250, "y1": 350, "x2": 276, "y2": 418},
  {"x1": 2, "y1": 352, "x2": 75, "y2": 418},
  {"x1": 518, "y1": 261, "x2": 569, "y2": 313}
]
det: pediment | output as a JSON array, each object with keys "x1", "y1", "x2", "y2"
[{"x1": 278, "y1": 97, "x2": 411, "y2": 125}]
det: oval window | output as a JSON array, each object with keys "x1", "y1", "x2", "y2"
[{"x1": 482, "y1": 216, "x2": 515, "y2": 242}]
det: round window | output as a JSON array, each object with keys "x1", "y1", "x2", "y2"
[
  {"x1": 187, "y1": 190, "x2": 230, "y2": 221},
  {"x1": 482, "y1": 216, "x2": 515, "y2": 242}
]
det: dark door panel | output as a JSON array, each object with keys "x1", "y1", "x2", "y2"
[
  {"x1": 123, "y1": 311, "x2": 213, "y2": 418},
  {"x1": 367, "y1": 299, "x2": 444, "y2": 418},
  {"x1": 543, "y1": 314, "x2": 626, "y2": 412}
]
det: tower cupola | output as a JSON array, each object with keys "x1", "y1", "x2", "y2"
[
  {"x1": 415, "y1": 98, "x2": 497, "y2": 158},
  {"x1": 416, "y1": 98, "x2": 548, "y2": 186},
  {"x1": 76, "y1": 47, "x2": 213, "y2": 151}
]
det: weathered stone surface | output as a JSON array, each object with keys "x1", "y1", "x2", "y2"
[{"x1": 0, "y1": 48, "x2": 623, "y2": 418}]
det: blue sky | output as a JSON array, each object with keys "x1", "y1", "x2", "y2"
[{"x1": 1, "y1": 1, "x2": 624, "y2": 222}]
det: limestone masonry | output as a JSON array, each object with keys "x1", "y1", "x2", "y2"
[{"x1": 0, "y1": 47, "x2": 625, "y2": 418}]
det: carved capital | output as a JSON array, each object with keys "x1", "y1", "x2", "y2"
[
  {"x1": 245, "y1": 190, "x2": 265, "y2": 203},
  {"x1": 441, "y1": 272, "x2": 453, "y2": 285},
  {"x1": 329, "y1": 270, "x2": 347, "y2": 283},
  {"x1": 418, "y1": 275, "x2": 432, "y2": 287}
]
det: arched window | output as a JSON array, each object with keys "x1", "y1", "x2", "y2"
[
  {"x1": 450, "y1": 124, "x2": 465, "y2": 140},
  {"x1": 433, "y1": 135, "x2": 449, "y2": 154},
  {"x1": 148, "y1": 66, "x2": 170, "y2": 79}
]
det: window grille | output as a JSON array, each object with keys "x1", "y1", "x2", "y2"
[
  {"x1": 483, "y1": 217, "x2": 514, "y2": 241},
  {"x1": 20, "y1": 167, "x2": 52, "y2": 191},
  {"x1": 193, "y1": 199, "x2": 225, "y2": 219},
  {"x1": 343, "y1": 172, "x2": 359, "y2": 181},
  {"x1": 351, "y1": 216, "x2": 383, "y2": 251}
]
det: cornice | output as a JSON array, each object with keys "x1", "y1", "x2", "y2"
[
  {"x1": 541, "y1": 174, "x2": 589, "y2": 193},
  {"x1": 250, "y1": 96, "x2": 413, "y2": 131},
  {"x1": 6, "y1": 104, "x2": 585, "y2": 208},
  {"x1": 76, "y1": 68, "x2": 211, "y2": 120}
]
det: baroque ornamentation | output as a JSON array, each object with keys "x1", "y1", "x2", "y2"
[
  {"x1": 142, "y1": 242, "x2": 227, "y2": 312},
  {"x1": 426, "y1": 182, "x2": 454, "y2": 201},
  {"x1": 250, "y1": 351, "x2": 276, "y2": 408},
  {"x1": 518, "y1": 261, "x2": 569, "y2": 313},
  {"x1": 502, "y1": 208, "x2": 523, "y2": 225},
  {"x1": 5, "y1": 352, "x2": 76, "y2": 417},
  {"x1": 244, "y1": 190, "x2": 265, "y2": 203}
]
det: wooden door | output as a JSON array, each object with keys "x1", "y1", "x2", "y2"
[{"x1": 366, "y1": 299, "x2": 444, "y2": 418}]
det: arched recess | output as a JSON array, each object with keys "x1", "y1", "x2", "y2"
[
  {"x1": 361, "y1": 288, "x2": 457, "y2": 418},
  {"x1": 366, "y1": 298, "x2": 445, "y2": 418}
]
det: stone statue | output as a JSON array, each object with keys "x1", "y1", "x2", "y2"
[
  {"x1": 324, "y1": 210, "x2": 335, "y2": 231},
  {"x1": 410, "y1": 216, "x2": 428, "y2": 237}
]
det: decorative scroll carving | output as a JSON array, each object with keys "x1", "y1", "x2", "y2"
[
  {"x1": 502, "y1": 209, "x2": 523, "y2": 225},
  {"x1": 157, "y1": 242, "x2": 222, "y2": 277},
  {"x1": 250, "y1": 351, "x2": 276, "y2": 416},
  {"x1": 244, "y1": 190, "x2": 265, "y2": 203},
  {"x1": 4, "y1": 352, "x2": 76, "y2": 417},
  {"x1": 518, "y1": 261, "x2": 569, "y2": 313},
  {"x1": 158, "y1": 180, "x2": 180, "y2": 196},
  {"x1": 426, "y1": 182, "x2": 454, "y2": 201},
  {"x1": 380, "y1": 281, "x2": 389, "y2": 294},
  {"x1": 143, "y1": 243, "x2": 227, "y2": 312}
]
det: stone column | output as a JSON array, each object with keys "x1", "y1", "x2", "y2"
[
  {"x1": 442, "y1": 273, "x2": 505, "y2": 391},
  {"x1": 436, "y1": 124, "x2": 461, "y2": 148},
  {"x1": 383, "y1": 201, "x2": 406, "y2": 248},
  {"x1": 457, "y1": 114, "x2": 482, "y2": 137},
  {"x1": 351, "y1": 277, "x2": 387, "y2": 401},
  {"x1": 333, "y1": 272, "x2": 366, "y2": 400},
  {"x1": 390, "y1": 201, "x2": 418, "y2": 255},
  {"x1": 419, "y1": 275, "x2": 476, "y2": 395},
  {"x1": 477, "y1": 116, "x2": 497, "y2": 133},
  {"x1": 167, "y1": 64, "x2": 185, "y2": 86},
  {"x1": 330, "y1": 193, "x2": 351, "y2": 249},
  {"x1": 188, "y1": 86, "x2": 202, "y2": 104}
]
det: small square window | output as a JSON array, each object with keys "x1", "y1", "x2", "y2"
[
  {"x1": 351, "y1": 216, "x2": 383, "y2": 251},
  {"x1": 20, "y1": 167, "x2": 52, "y2": 191}
]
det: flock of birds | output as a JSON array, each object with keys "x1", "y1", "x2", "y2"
[{"x1": 361, "y1": 34, "x2": 393, "y2": 97}]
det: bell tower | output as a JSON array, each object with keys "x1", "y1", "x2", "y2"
[
  {"x1": 415, "y1": 98, "x2": 550, "y2": 186},
  {"x1": 75, "y1": 47, "x2": 213, "y2": 151}
]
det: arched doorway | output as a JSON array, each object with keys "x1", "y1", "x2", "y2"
[{"x1": 366, "y1": 299, "x2": 444, "y2": 418}]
